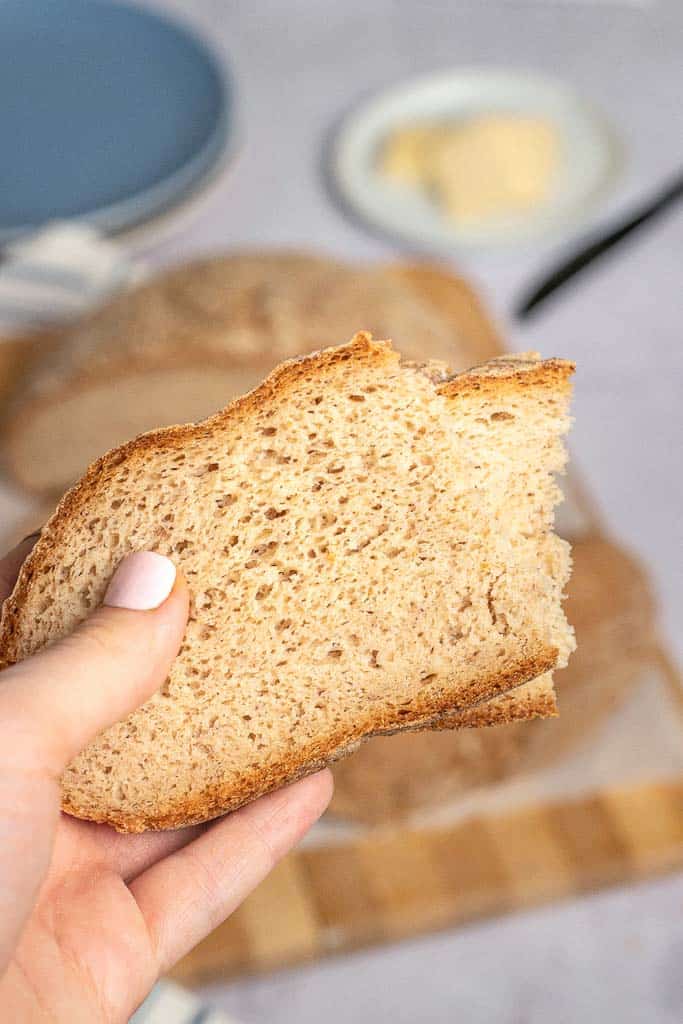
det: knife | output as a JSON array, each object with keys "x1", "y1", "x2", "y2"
[{"x1": 516, "y1": 169, "x2": 683, "y2": 320}]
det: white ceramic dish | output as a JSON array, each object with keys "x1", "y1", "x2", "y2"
[{"x1": 330, "y1": 68, "x2": 620, "y2": 251}]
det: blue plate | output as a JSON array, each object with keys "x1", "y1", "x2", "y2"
[{"x1": 0, "y1": 0, "x2": 232, "y2": 242}]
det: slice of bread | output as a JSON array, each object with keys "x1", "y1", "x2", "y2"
[{"x1": 0, "y1": 335, "x2": 574, "y2": 831}]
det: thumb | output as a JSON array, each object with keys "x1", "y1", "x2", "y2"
[{"x1": 0, "y1": 551, "x2": 189, "y2": 776}]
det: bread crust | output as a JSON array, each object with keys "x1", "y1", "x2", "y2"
[{"x1": 0, "y1": 335, "x2": 572, "y2": 831}]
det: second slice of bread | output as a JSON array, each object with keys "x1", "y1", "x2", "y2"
[{"x1": 0, "y1": 334, "x2": 574, "y2": 831}]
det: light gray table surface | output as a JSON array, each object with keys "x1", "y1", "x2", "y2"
[{"x1": 6, "y1": 1, "x2": 683, "y2": 1021}]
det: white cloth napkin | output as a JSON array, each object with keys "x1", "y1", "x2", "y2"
[{"x1": 0, "y1": 221, "x2": 143, "y2": 337}]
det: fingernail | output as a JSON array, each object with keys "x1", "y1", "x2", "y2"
[{"x1": 104, "y1": 551, "x2": 177, "y2": 611}]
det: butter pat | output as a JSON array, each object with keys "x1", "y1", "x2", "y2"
[
  {"x1": 379, "y1": 125, "x2": 440, "y2": 185},
  {"x1": 380, "y1": 113, "x2": 560, "y2": 226}
]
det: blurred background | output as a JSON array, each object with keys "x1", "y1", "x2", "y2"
[{"x1": 0, "y1": 2, "x2": 681, "y2": 1022}]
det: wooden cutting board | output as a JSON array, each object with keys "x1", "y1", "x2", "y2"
[
  {"x1": 173, "y1": 749, "x2": 683, "y2": 984},
  {"x1": 170, "y1": 265, "x2": 683, "y2": 985}
]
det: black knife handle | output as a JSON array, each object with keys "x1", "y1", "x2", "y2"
[{"x1": 516, "y1": 170, "x2": 683, "y2": 320}]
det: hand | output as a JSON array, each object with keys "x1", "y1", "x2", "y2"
[{"x1": 0, "y1": 539, "x2": 332, "y2": 1022}]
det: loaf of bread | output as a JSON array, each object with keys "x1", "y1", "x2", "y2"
[
  {"x1": 3, "y1": 253, "x2": 499, "y2": 495},
  {"x1": 330, "y1": 535, "x2": 653, "y2": 823},
  {"x1": 0, "y1": 336, "x2": 574, "y2": 831}
]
